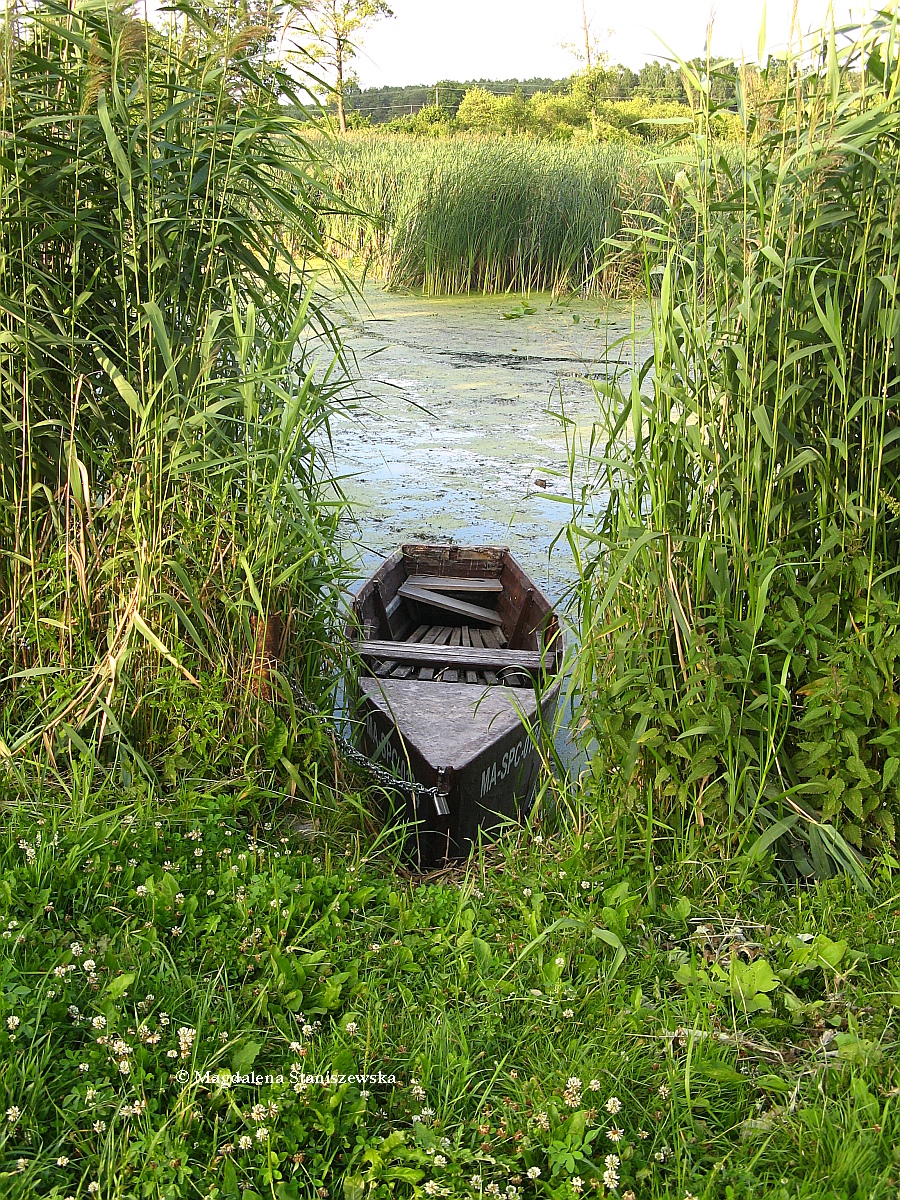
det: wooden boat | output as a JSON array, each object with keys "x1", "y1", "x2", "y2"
[{"x1": 348, "y1": 544, "x2": 564, "y2": 869}]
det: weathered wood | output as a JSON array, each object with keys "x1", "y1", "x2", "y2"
[
  {"x1": 441, "y1": 627, "x2": 462, "y2": 683},
  {"x1": 460, "y1": 626, "x2": 479, "y2": 684},
  {"x1": 356, "y1": 639, "x2": 545, "y2": 673},
  {"x1": 417, "y1": 625, "x2": 450, "y2": 681},
  {"x1": 390, "y1": 625, "x2": 430, "y2": 678},
  {"x1": 469, "y1": 627, "x2": 497, "y2": 683},
  {"x1": 509, "y1": 588, "x2": 535, "y2": 650},
  {"x1": 397, "y1": 582, "x2": 503, "y2": 627},
  {"x1": 374, "y1": 582, "x2": 392, "y2": 639},
  {"x1": 407, "y1": 575, "x2": 503, "y2": 594}
]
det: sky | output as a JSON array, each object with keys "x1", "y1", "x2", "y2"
[{"x1": 353, "y1": 0, "x2": 877, "y2": 88}]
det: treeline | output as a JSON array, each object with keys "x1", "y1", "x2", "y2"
[
  {"x1": 344, "y1": 61, "x2": 733, "y2": 126},
  {"x1": 343, "y1": 77, "x2": 565, "y2": 123}
]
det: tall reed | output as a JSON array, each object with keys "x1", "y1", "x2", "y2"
[
  {"x1": 566, "y1": 16, "x2": 900, "y2": 874},
  {"x1": 0, "y1": 0, "x2": 351, "y2": 788},
  {"x1": 322, "y1": 135, "x2": 675, "y2": 295}
]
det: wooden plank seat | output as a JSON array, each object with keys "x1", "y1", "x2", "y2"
[
  {"x1": 407, "y1": 575, "x2": 504, "y2": 594},
  {"x1": 355, "y1": 639, "x2": 546, "y2": 674},
  {"x1": 397, "y1": 582, "x2": 503, "y2": 627}
]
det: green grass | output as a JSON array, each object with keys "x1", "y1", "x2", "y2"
[
  {"x1": 0, "y1": 788, "x2": 899, "y2": 1198},
  {"x1": 321, "y1": 136, "x2": 674, "y2": 296}
]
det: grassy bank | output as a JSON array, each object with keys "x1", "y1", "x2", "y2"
[
  {"x1": 2, "y1": 792, "x2": 899, "y2": 1199},
  {"x1": 320, "y1": 137, "x2": 678, "y2": 296}
]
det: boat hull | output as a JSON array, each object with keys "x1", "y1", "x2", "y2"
[
  {"x1": 356, "y1": 675, "x2": 561, "y2": 868},
  {"x1": 349, "y1": 544, "x2": 564, "y2": 870}
]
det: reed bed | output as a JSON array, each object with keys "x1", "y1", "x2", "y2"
[
  {"x1": 564, "y1": 18, "x2": 900, "y2": 874},
  {"x1": 0, "y1": 0, "x2": 352, "y2": 790},
  {"x1": 321, "y1": 136, "x2": 675, "y2": 295}
]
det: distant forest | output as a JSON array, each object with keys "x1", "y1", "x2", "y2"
[{"x1": 343, "y1": 61, "x2": 720, "y2": 123}]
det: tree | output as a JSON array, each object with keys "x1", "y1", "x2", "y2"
[{"x1": 292, "y1": 0, "x2": 392, "y2": 133}]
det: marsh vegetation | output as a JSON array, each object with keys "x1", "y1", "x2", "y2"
[{"x1": 1, "y1": 3, "x2": 899, "y2": 1199}]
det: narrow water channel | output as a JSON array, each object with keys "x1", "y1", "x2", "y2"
[{"x1": 330, "y1": 283, "x2": 653, "y2": 602}]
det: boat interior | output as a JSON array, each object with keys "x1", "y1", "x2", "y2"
[{"x1": 351, "y1": 544, "x2": 561, "y2": 689}]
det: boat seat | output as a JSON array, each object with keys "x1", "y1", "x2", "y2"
[
  {"x1": 355, "y1": 639, "x2": 545, "y2": 680},
  {"x1": 397, "y1": 582, "x2": 503, "y2": 627}
]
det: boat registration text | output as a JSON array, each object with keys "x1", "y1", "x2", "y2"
[{"x1": 480, "y1": 738, "x2": 530, "y2": 797}]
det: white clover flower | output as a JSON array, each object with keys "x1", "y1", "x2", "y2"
[
  {"x1": 166, "y1": 1049, "x2": 178, "y2": 1058},
  {"x1": 588, "y1": 1079, "x2": 601, "y2": 1091},
  {"x1": 78, "y1": 1063, "x2": 89, "y2": 1073},
  {"x1": 87, "y1": 1184, "x2": 100, "y2": 1196},
  {"x1": 607, "y1": 1127, "x2": 623, "y2": 1143},
  {"x1": 57, "y1": 1156, "x2": 70, "y2": 1166},
  {"x1": 16, "y1": 1158, "x2": 27, "y2": 1171},
  {"x1": 92, "y1": 1120, "x2": 106, "y2": 1133},
  {"x1": 7, "y1": 1016, "x2": 20, "y2": 1030},
  {"x1": 433, "y1": 1154, "x2": 446, "y2": 1166},
  {"x1": 345, "y1": 1021, "x2": 359, "y2": 1036},
  {"x1": 6, "y1": 1106, "x2": 21, "y2": 1122},
  {"x1": 605, "y1": 1096, "x2": 622, "y2": 1114},
  {"x1": 580, "y1": 880, "x2": 591, "y2": 889},
  {"x1": 238, "y1": 1134, "x2": 253, "y2": 1149},
  {"x1": 570, "y1": 1178, "x2": 583, "y2": 1195},
  {"x1": 118, "y1": 1060, "x2": 130, "y2": 1075},
  {"x1": 82, "y1": 959, "x2": 96, "y2": 972},
  {"x1": 554, "y1": 957, "x2": 565, "y2": 968},
  {"x1": 289, "y1": 1040, "x2": 302, "y2": 1053},
  {"x1": 250, "y1": 1104, "x2": 266, "y2": 1122},
  {"x1": 526, "y1": 1166, "x2": 541, "y2": 1179},
  {"x1": 177, "y1": 1026, "x2": 196, "y2": 1058},
  {"x1": 254, "y1": 1126, "x2": 268, "y2": 1141},
  {"x1": 91, "y1": 1016, "x2": 106, "y2": 1030},
  {"x1": 523, "y1": 887, "x2": 532, "y2": 897},
  {"x1": 658, "y1": 1083, "x2": 671, "y2": 1098},
  {"x1": 424, "y1": 1184, "x2": 440, "y2": 1197},
  {"x1": 135, "y1": 886, "x2": 148, "y2": 897},
  {"x1": 562, "y1": 1008, "x2": 574, "y2": 1018},
  {"x1": 70, "y1": 943, "x2": 83, "y2": 956}
]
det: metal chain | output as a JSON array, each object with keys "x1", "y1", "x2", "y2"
[{"x1": 286, "y1": 673, "x2": 444, "y2": 803}]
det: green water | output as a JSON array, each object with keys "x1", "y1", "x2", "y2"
[{"x1": 331, "y1": 283, "x2": 653, "y2": 600}]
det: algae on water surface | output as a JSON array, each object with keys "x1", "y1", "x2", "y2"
[{"x1": 330, "y1": 284, "x2": 652, "y2": 597}]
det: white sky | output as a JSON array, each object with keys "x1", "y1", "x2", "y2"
[{"x1": 354, "y1": 1, "x2": 876, "y2": 87}]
